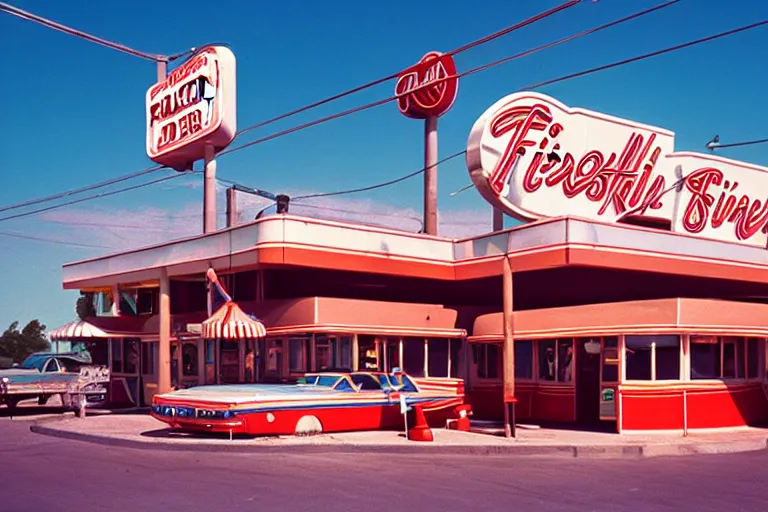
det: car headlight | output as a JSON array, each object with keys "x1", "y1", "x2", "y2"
[{"x1": 1, "y1": 377, "x2": 9, "y2": 384}]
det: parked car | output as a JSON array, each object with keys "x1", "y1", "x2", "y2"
[
  {"x1": 0, "y1": 352, "x2": 110, "y2": 412},
  {"x1": 151, "y1": 370, "x2": 466, "y2": 436}
]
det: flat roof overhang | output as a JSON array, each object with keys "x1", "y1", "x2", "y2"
[
  {"x1": 62, "y1": 215, "x2": 768, "y2": 290},
  {"x1": 469, "y1": 298, "x2": 768, "y2": 341}
]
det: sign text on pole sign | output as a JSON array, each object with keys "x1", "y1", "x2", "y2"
[
  {"x1": 145, "y1": 46, "x2": 237, "y2": 170},
  {"x1": 466, "y1": 92, "x2": 768, "y2": 249},
  {"x1": 395, "y1": 51, "x2": 458, "y2": 119}
]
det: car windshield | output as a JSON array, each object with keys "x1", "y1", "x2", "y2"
[
  {"x1": 379, "y1": 373, "x2": 418, "y2": 392},
  {"x1": 350, "y1": 373, "x2": 382, "y2": 391},
  {"x1": 301, "y1": 375, "x2": 339, "y2": 388},
  {"x1": 20, "y1": 355, "x2": 48, "y2": 371}
]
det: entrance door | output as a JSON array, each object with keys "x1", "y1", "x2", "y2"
[
  {"x1": 576, "y1": 339, "x2": 602, "y2": 424},
  {"x1": 219, "y1": 340, "x2": 240, "y2": 384}
]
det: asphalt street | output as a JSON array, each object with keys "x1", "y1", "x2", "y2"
[{"x1": 1, "y1": 414, "x2": 767, "y2": 512}]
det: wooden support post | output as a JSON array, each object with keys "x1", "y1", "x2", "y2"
[
  {"x1": 502, "y1": 255, "x2": 516, "y2": 438},
  {"x1": 158, "y1": 269, "x2": 172, "y2": 395}
]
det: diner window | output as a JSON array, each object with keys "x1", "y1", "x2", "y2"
[
  {"x1": 473, "y1": 343, "x2": 500, "y2": 379},
  {"x1": 339, "y1": 336, "x2": 352, "y2": 370},
  {"x1": 182, "y1": 342, "x2": 198, "y2": 377},
  {"x1": 691, "y1": 336, "x2": 759, "y2": 380},
  {"x1": 289, "y1": 338, "x2": 307, "y2": 373},
  {"x1": 141, "y1": 342, "x2": 156, "y2": 375},
  {"x1": 515, "y1": 340, "x2": 534, "y2": 379},
  {"x1": 747, "y1": 338, "x2": 760, "y2": 379},
  {"x1": 601, "y1": 337, "x2": 620, "y2": 383},
  {"x1": 449, "y1": 339, "x2": 462, "y2": 378},
  {"x1": 402, "y1": 338, "x2": 425, "y2": 377},
  {"x1": 428, "y1": 338, "x2": 449, "y2": 377},
  {"x1": 385, "y1": 339, "x2": 400, "y2": 371},
  {"x1": 123, "y1": 339, "x2": 139, "y2": 374},
  {"x1": 625, "y1": 335, "x2": 680, "y2": 381},
  {"x1": 205, "y1": 340, "x2": 215, "y2": 365},
  {"x1": 357, "y1": 335, "x2": 378, "y2": 371},
  {"x1": 266, "y1": 339, "x2": 283, "y2": 374},
  {"x1": 538, "y1": 339, "x2": 574, "y2": 383},
  {"x1": 315, "y1": 336, "x2": 334, "y2": 371},
  {"x1": 557, "y1": 339, "x2": 573, "y2": 383},
  {"x1": 111, "y1": 339, "x2": 123, "y2": 373}
]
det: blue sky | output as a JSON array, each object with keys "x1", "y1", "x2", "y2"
[{"x1": 1, "y1": 0, "x2": 767, "y2": 334}]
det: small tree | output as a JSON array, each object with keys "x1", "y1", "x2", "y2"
[
  {"x1": 0, "y1": 320, "x2": 51, "y2": 364},
  {"x1": 76, "y1": 292, "x2": 96, "y2": 320}
]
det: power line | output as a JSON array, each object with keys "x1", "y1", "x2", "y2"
[
  {"x1": 523, "y1": 19, "x2": 768, "y2": 90},
  {"x1": 233, "y1": 0, "x2": 583, "y2": 139},
  {"x1": 0, "y1": 165, "x2": 167, "y2": 214},
  {"x1": 292, "y1": 151, "x2": 467, "y2": 200},
  {"x1": 0, "y1": 230, "x2": 112, "y2": 249},
  {"x1": 4, "y1": 5, "x2": 762, "y2": 220},
  {"x1": 219, "y1": 0, "x2": 680, "y2": 158},
  {"x1": 0, "y1": 1, "x2": 583, "y2": 216},
  {"x1": 0, "y1": 174, "x2": 185, "y2": 223},
  {"x1": 0, "y1": 2, "x2": 166, "y2": 61},
  {"x1": 709, "y1": 137, "x2": 768, "y2": 150},
  {"x1": 275, "y1": 17, "x2": 768, "y2": 203}
]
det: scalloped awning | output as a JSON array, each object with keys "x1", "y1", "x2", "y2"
[{"x1": 202, "y1": 301, "x2": 266, "y2": 340}]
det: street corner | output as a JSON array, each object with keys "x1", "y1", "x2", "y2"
[{"x1": 25, "y1": 413, "x2": 768, "y2": 459}]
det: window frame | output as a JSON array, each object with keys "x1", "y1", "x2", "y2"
[
  {"x1": 623, "y1": 335, "x2": 683, "y2": 383},
  {"x1": 689, "y1": 335, "x2": 763, "y2": 382}
]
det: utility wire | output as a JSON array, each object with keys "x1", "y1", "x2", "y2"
[
  {"x1": 219, "y1": 0, "x2": 680, "y2": 158},
  {"x1": 277, "y1": 17, "x2": 768, "y2": 202},
  {"x1": 233, "y1": 0, "x2": 583, "y2": 138},
  {"x1": 0, "y1": 0, "x2": 584, "y2": 215},
  {"x1": 0, "y1": 165, "x2": 167, "y2": 213},
  {"x1": 0, "y1": 230, "x2": 112, "y2": 249},
  {"x1": 0, "y1": 2, "x2": 166, "y2": 61},
  {"x1": 710, "y1": 137, "x2": 768, "y2": 150},
  {"x1": 3, "y1": 6, "x2": 762, "y2": 219},
  {"x1": 0, "y1": 174, "x2": 186, "y2": 223}
]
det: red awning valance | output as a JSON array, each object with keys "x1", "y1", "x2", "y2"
[{"x1": 202, "y1": 301, "x2": 266, "y2": 339}]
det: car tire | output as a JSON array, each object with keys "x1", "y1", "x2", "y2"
[{"x1": 295, "y1": 415, "x2": 322, "y2": 436}]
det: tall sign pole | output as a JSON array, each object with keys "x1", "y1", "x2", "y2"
[
  {"x1": 395, "y1": 52, "x2": 459, "y2": 236},
  {"x1": 145, "y1": 45, "x2": 238, "y2": 234}
]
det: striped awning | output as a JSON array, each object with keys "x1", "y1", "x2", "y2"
[
  {"x1": 202, "y1": 301, "x2": 266, "y2": 339},
  {"x1": 49, "y1": 320, "x2": 111, "y2": 341}
]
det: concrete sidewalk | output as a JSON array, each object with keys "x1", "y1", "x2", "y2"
[{"x1": 28, "y1": 412, "x2": 768, "y2": 458}]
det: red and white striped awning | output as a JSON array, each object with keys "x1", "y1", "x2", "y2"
[
  {"x1": 202, "y1": 301, "x2": 266, "y2": 339},
  {"x1": 49, "y1": 320, "x2": 111, "y2": 341}
]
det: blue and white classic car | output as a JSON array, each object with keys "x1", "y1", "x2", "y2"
[{"x1": 0, "y1": 352, "x2": 110, "y2": 412}]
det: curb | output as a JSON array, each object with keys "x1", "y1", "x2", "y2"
[{"x1": 28, "y1": 424, "x2": 768, "y2": 458}]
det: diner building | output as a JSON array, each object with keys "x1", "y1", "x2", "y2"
[{"x1": 51, "y1": 213, "x2": 768, "y2": 433}]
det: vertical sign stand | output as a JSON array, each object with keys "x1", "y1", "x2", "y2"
[
  {"x1": 424, "y1": 116, "x2": 439, "y2": 235},
  {"x1": 400, "y1": 393, "x2": 410, "y2": 440},
  {"x1": 203, "y1": 143, "x2": 217, "y2": 233},
  {"x1": 395, "y1": 51, "x2": 459, "y2": 236}
]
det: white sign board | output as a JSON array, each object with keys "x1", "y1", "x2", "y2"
[
  {"x1": 467, "y1": 92, "x2": 768, "y2": 248},
  {"x1": 146, "y1": 46, "x2": 237, "y2": 170}
]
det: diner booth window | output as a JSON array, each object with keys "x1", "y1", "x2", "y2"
[
  {"x1": 403, "y1": 338, "x2": 425, "y2": 377},
  {"x1": 691, "y1": 336, "x2": 761, "y2": 380},
  {"x1": 72, "y1": 341, "x2": 108, "y2": 366},
  {"x1": 181, "y1": 342, "x2": 198, "y2": 377},
  {"x1": 357, "y1": 335, "x2": 378, "y2": 371},
  {"x1": 428, "y1": 338, "x2": 448, "y2": 377},
  {"x1": 625, "y1": 335, "x2": 680, "y2": 381},
  {"x1": 473, "y1": 343, "x2": 500, "y2": 379},
  {"x1": 140, "y1": 342, "x2": 156, "y2": 376},
  {"x1": 515, "y1": 340, "x2": 534, "y2": 379},
  {"x1": 601, "y1": 337, "x2": 620, "y2": 383},
  {"x1": 538, "y1": 339, "x2": 573, "y2": 383},
  {"x1": 288, "y1": 338, "x2": 307, "y2": 374}
]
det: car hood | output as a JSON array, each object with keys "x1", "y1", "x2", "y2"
[{"x1": 155, "y1": 384, "x2": 360, "y2": 405}]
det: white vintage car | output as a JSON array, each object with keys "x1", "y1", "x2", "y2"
[{"x1": 0, "y1": 352, "x2": 110, "y2": 412}]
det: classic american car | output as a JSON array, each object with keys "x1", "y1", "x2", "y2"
[
  {"x1": 0, "y1": 352, "x2": 110, "y2": 411},
  {"x1": 151, "y1": 370, "x2": 466, "y2": 436}
]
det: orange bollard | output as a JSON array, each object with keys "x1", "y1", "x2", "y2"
[
  {"x1": 453, "y1": 404, "x2": 472, "y2": 432},
  {"x1": 408, "y1": 404, "x2": 434, "y2": 442}
]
